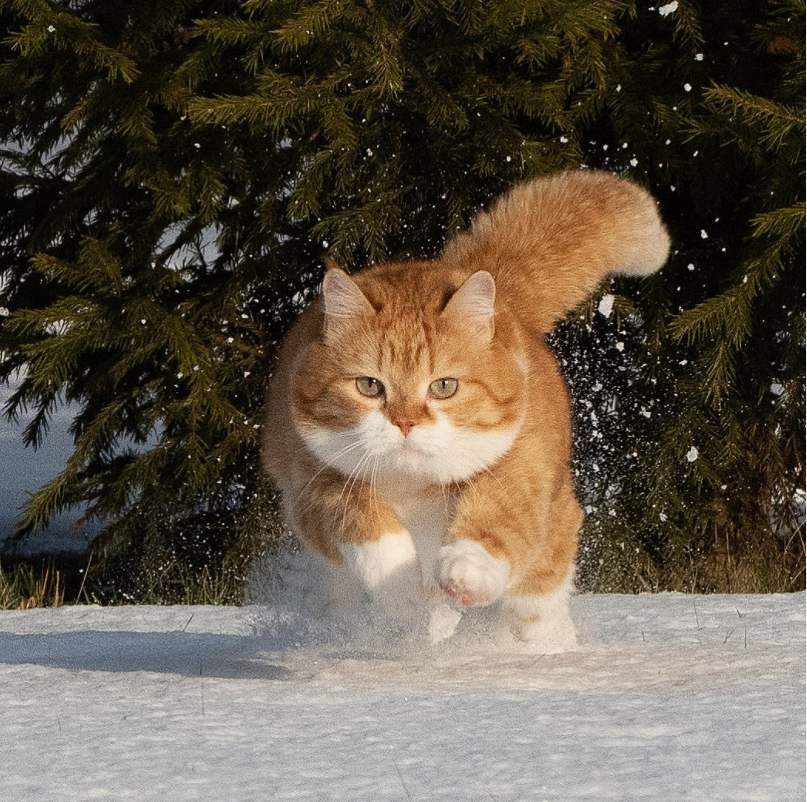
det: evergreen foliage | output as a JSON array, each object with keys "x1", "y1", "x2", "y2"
[{"x1": 0, "y1": 0, "x2": 803, "y2": 593}]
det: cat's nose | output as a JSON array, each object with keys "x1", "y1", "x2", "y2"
[{"x1": 395, "y1": 419, "x2": 416, "y2": 437}]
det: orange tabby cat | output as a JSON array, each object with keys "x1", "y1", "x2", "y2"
[{"x1": 263, "y1": 169, "x2": 669, "y2": 650}]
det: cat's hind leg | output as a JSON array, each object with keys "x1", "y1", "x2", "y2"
[{"x1": 500, "y1": 565, "x2": 577, "y2": 653}]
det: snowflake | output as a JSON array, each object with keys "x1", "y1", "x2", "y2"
[{"x1": 598, "y1": 294, "x2": 615, "y2": 317}]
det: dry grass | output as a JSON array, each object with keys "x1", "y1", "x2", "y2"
[{"x1": 0, "y1": 560, "x2": 66, "y2": 610}]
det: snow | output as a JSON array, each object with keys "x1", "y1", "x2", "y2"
[
  {"x1": 0, "y1": 593, "x2": 803, "y2": 801},
  {"x1": 597, "y1": 294, "x2": 615, "y2": 318}
]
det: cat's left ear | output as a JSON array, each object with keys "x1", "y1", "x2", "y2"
[{"x1": 442, "y1": 271, "x2": 496, "y2": 341}]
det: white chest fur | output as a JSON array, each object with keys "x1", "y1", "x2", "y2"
[
  {"x1": 387, "y1": 491, "x2": 453, "y2": 588},
  {"x1": 386, "y1": 490, "x2": 464, "y2": 642}
]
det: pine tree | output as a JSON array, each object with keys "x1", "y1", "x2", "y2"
[
  {"x1": 0, "y1": 0, "x2": 803, "y2": 594},
  {"x1": 0, "y1": 0, "x2": 282, "y2": 588}
]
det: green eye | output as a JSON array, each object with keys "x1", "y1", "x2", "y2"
[
  {"x1": 356, "y1": 377, "x2": 384, "y2": 398},
  {"x1": 429, "y1": 378, "x2": 459, "y2": 399}
]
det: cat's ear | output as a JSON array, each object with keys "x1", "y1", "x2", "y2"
[
  {"x1": 442, "y1": 271, "x2": 496, "y2": 341},
  {"x1": 320, "y1": 266, "x2": 374, "y2": 339}
]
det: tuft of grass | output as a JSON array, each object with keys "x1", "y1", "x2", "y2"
[
  {"x1": 0, "y1": 559, "x2": 65, "y2": 610},
  {"x1": 113, "y1": 558, "x2": 253, "y2": 606},
  {"x1": 0, "y1": 549, "x2": 260, "y2": 608}
]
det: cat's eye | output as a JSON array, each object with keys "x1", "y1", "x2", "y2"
[
  {"x1": 429, "y1": 378, "x2": 459, "y2": 399},
  {"x1": 355, "y1": 376, "x2": 384, "y2": 398}
]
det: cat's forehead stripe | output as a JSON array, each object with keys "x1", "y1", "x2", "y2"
[{"x1": 377, "y1": 311, "x2": 433, "y2": 376}]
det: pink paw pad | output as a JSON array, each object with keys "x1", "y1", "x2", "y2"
[{"x1": 441, "y1": 582, "x2": 475, "y2": 606}]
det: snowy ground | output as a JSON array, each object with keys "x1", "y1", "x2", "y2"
[{"x1": 0, "y1": 592, "x2": 803, "y2": 801}]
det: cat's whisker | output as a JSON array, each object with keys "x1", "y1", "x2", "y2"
[
  {"x1": 318, "y1": 429, "x2": 364, "y2": 439},
  {"x1": 369, "y1": 453, "x2": 382, "y2": 521},
  {"x1": 334, "y1": 447, "x2": 366, "y2": 499},
  {"x1": 296, "y1": 439, "x2": 367, "y2": 499},
  {"x1": 480, "y1": 463, "x2": 508, "y2": 491},
  {"x1": 341, "y1": 453, "x2": 376, "y2": 534},
  {"x1": 336, "y1": 448, "x2": 374, "y2": 534},
  {"x1": 462, "y1": 472, "x2": 491, "y2": 510},
  {"x1": 334, "y1": 453, "x2": 363, "y2": 509},
  {"x1": 440, "y1": 480, "x2": 452, "y2": 521}
]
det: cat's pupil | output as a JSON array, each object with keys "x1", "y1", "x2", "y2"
[{"x1": 429, "y1": 378, "x2": 459, "y2": 399}]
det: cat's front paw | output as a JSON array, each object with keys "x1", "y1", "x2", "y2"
[
  {"x1": 339, "y1": 532, "x2": 424, "y2": 618},
  {"x1": 438, "y1": 539, "x2": 510, "y2": 607}
]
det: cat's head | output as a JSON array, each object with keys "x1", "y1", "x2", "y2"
[{"x1": 290, "y1": 263, "x2": 527, "y2": 486}]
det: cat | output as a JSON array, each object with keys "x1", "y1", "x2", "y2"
[{"x1": 262, "y1": 169, "x2": 669, "y2": 651}]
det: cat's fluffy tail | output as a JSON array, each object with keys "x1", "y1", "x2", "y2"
[{"x1": 441, "y1": 170, "x2": 670, "y2": 333}]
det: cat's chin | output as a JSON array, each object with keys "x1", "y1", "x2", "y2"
[{"x1": 376, "y1": 448, "x2": 457, "y2": 485}]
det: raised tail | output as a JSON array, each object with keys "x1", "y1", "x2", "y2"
[{"x1": 440, "y1": 170, "x2": 670, "y2": 333}]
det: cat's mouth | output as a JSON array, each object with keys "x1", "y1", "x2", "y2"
[
  {"x1": 395, "y1": 434, "x2": 437, "y2": 458},
  {"x1": 367, "y1": 435, "x2": 436, "y2": 469}
]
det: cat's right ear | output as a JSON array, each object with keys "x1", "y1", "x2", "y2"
[{"x1": 320, "y1": 266, "x2": 374, "y2": 340}]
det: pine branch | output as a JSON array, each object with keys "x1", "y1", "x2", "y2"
[
  {"x1": 701, "y1": 85, "x2": 805, "y2": 151},
  {"x1": 751, "y1": 203, "x2": 805, "y2": 240}
]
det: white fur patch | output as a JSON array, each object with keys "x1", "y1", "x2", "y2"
[
  {"x1": 339, "y1": 532, "x2": 423, "y2": 618},
  {"x1": 501, "y1": 565, "x2": 577, "y2": 653},
  {"x1": 438, "y1": 539, "x2": 510, "y2": 606},
  {"x1": 414, "y1": 413, "x2": 520, "y2": 484},
  {"x1": 299, "y1": 414, "x2": 385, "y2": 478},
  {"x1": 340, "y1": 531, "x2": 418, "y2": 589},
  {"x1": 301, "y1": 410, "x2": 519, "y2": 487}
]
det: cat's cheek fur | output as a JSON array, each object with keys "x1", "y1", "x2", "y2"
[
  {"x1": 438, "y1": 539, "x2": 511, "y2": 606},
  {"x1": 417, "y1": 413, "x2": 521, "y2": 483},
  {"x1": 297, "y1": 411, "x2": 391, "y2": 476},
  {"x1": 339, "y1": 532, "x2": 423, "y2": 616}
]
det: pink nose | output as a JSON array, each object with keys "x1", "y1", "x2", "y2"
[{"x1": 395, "y1": 419, "x2": 416, "y2": 437}]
